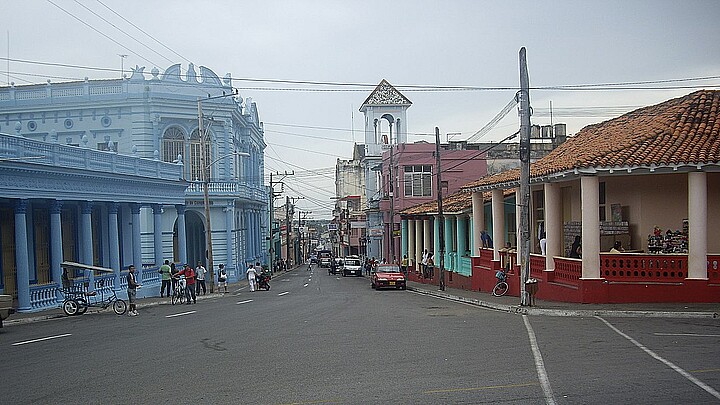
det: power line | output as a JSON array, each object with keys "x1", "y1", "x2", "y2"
[
  {"x1": 45, "y1": 0, "x2": 160, "y2": 69},
  {"x1": 95, "y1": 0, "x2": 193, "y2": 65}
]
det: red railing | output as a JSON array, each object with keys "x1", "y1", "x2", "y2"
[
  {"x1": 600, "y1": 253, "x2": 687, "y2": 282},
  {"x1": 529, "y1": 254, "x2": 545, "y2": 278},
  {"x1": 553, "y1": 257, "x2": 582, "y2": 286},
  {"x1": 707, "y1": 255, "x2": 720, "y2": 283}
]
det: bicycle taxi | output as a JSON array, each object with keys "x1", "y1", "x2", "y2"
[{"x1": 57, "y1": 261, "x2": 127, "y2": 316}]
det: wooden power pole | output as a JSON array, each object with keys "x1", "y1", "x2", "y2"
[
  {"x1": 435, "y1": 127, "x2": 445, "y2": 291},
  {"x1": 518, "y1": 47, "x2": 532, "y2": 306}
]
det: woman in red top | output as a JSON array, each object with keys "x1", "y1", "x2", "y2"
[{"x1": 176, "y1": 264, "x2": 196, "y2": 304}]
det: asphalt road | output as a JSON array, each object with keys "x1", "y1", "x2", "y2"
[{"x1": 1, "y1": 266, "x2": 719, "y2": 404}]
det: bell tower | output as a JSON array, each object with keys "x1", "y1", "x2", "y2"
[{"x1": 358, "y1": 80, "x2": 412, "y2": 261}]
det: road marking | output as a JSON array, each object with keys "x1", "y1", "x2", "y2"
[
  {"x1": 12, "y1": 333, "x2": 72, "y2": 346},
  {"x1": 278, "y1": 291, "x2": 290, "y2": 296},
  {"x1": 303, "y1": 283, "x2": 309, "y2": 287},
  {"x1": 424, "y1": 381, "x2": 537, "y2": 394},
  {"x1": 523, "y1": 315, "x2": 557, "y2": 405},
  {"x1": 597, "y1": 316, "x2": 720, "y2": 400},
  {"x1": 165, "y1": 311, "x2": 196, "y2": 318},
  {"x1": 655, "y1": 333, "x2": 720, "y2": 337},
  {"x1": 237, "y1": 300, "x2": 253, "y2": 305}
]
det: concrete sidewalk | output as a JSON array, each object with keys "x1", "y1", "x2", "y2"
[
  {"x1": 407, "y1": 281, "x2": 720, "y2": 319},
  {"x1": 3, "y1": 268, "x2": 295, "y2": 327}
]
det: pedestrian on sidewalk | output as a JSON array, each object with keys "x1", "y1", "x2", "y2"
[
  {"x1": 246, "y1": 262, "x2": 258, "y2": 292},
  {"x1": 421, "y1": 249, "x2": 429, "y2": 278},
  {"x1": 159, "y1": 260, "x2": 172, "y2": 298},
  {"x1": 126, "y1": 265, "x2": 141, "y2": 316},
  {"x1": 195, "y1": 261, "x2": 207, "y2": 295},
  {"x1": 217, "y1": 263, "x2": 228, "y2": 293},
  {"x1": 426, "y1": 253, "x2": 435, "y2": 280},
  {"x1": 176, "y1": 264, "x2": 196, "y2": 304},
  {"x1": 400, "y1": 254, "x2": 409, "y2": 279}
]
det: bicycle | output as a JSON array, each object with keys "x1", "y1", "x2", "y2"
[
  {"x1": 492, "y1": 269, "x2": 509, "y2": 297},
  {"x1": 171, "y1": 276, "x2": 186, "y2": 305},
  {"x1": 58, "y1": 278, "x2": 127, "y2": 316}
]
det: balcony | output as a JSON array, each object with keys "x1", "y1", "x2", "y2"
[{"x1": 186, "y1": 181, "x2": 268, "y2": 202}]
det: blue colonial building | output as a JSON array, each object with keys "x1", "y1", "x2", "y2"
[{"x1": 0, "y1": 63, "x2": 268, "y2": 311}]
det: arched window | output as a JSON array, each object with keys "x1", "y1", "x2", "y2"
[
  {"x1": 189, "y1": 129, "x2": 212, "y2": 181},
  {"x1": 162, "y1": 127, "x2": 185, "y2": 163}
]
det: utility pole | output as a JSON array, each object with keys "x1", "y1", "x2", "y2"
[
  {"x1": 268, "y1": 172, "x2": 287, "y2": 273},
  {"x1": 118, "y1": 54, "x2": 127, "y2": 78},
  {"x1": 198, "y1": 98, "x2": 216, "y2": 293},
  {"x1": 435, "y1": 127, "x2": 445, "y2": 291},
  {"x1": 518, "y1": 47, "x2": 532, "y2": 306},
  {"x1": 290, "y1": 197, "x2": 305, "y2": 265},
  {"x1": 285, "y1": 196, "x2": 292, "y2": 267}
]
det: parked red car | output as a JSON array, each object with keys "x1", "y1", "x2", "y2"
[{"x1": 371, "y1": 264, "x2": 406, "y2": 290}]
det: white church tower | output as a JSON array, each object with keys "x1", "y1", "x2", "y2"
[{"x1": 358, "y1": 79, "x2": 411, "y2": 261}]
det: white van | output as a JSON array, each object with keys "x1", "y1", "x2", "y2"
[{"x1": 342, "y1": 256, "x2": 363, "y2": 277}]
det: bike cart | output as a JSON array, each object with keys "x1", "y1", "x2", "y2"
[{"x1": 57, "y1": 261, "x2": 127, "y2": 316}]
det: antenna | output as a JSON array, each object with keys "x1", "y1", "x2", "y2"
[{"x1": 118, "y1": 54, "x2": 128, "y2": 78}]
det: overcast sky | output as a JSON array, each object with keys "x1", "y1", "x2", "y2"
[{"x1": 3, "y1": 0, "x2": 719, "y2": 218}]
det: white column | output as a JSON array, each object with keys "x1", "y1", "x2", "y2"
[
  {"x1": 153, "y1": 205, "x2": 163, "y2": 267},
  {"x1": 415, "y1": 219, "x2": 423, "y2": 270},
  {"x1": 688, "y1": 171, "x2": 708, "y2": 279},
  {"x1": 471, "y1": 191, "x2": 484, "y2": 255},
  {"x1": 408, "y1": 219, "x2": 416, "y2": 265},
  {"x1": 131, "y1": 203, "x2": 143, "y2": 281},
  {"x1": 491, "y1": 189, "x2": 505, "y2": 260},
  {"x1": 423, "y1": 218, "x2": 432, "y2": 256},
  {"x1": 544, "y1": 183, "x2": 562, "y2": 270},
  {"x1": 581, "y1": 176, "x2": 600, "y2": 279},
  {"x1": 108, "y1": 203, "x2": 121, "y2": 289},
  {"x1": 176, "y1": 205, "x2": 187, "y2": 265}
]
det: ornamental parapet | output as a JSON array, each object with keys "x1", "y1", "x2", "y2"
[{"x1": 0, "y1": 132, "x2": 183, "y2": 181}]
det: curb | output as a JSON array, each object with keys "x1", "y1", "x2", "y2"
[{"x1": 408, "y1": 286, "x2": 720, "y2": 319}]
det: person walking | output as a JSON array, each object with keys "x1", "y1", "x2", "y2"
[
  {"x1": 246, "y1": 262, "x2": 258, "y2": 292},
  {"x1": 421, "y1": 249, "x2": 429, "y2": 278},
  {"x1": 176, "y1": 264, "x2": 196, "y2": 304},
  {"x1": 217, "y1": 263, "x2": 228, "y2": 294},
  {"x1": 195, "y1": 261, "x2": 207, "y2": 295},
  {"x1": 126, "y1": 265, "x2": 141, "y2": 316},
  {"x1": 159, "y1": 260, "x2": 172, "y2": 298}
]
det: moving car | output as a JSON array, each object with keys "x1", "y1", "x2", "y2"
[
  {"x1": 371, "y1": 264, "x2": 406, "y2": 290},
  {"x1": 0, "y1": 294, "x2": 14, "y2": 328},
  {"x1": 318, "y1": 250, "x2": 332, "y2": 268},
  {"x1": 342, "y1": 256, "x2": 362, "y2": 277}
]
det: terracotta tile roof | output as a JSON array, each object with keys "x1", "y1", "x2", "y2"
[
  {"x1": 400, "y1": 190, "x2": 514, "y2": 216},
  {"x1": 463, "y1": 90, "x2": 720, "y2": 190}
]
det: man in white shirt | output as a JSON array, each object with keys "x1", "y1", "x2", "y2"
[
  {"x1": 246, "y1": 263, "x2": 258, "y2": 292},
  {"x1": 195, "y1": 261, "x2": 207, "y2": 295}
]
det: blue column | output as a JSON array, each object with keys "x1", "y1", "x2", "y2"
[
  {"x1": 14, "y1": 200, "x2": 31, "y2": 312},
  {"x1": 50, "y1": 200, "x2": 64, "y2": 302},
  {"x1": 245, "y1": 209, "x2": 251, "y2": 263},
  {"x1": 108, "y1": 203, "x2": 121, "y2": 289},
  {"x1": 444, "y1": 216, "x2": 453, "y2": 271},
  {"x1": 401, "y1": 219, "x2": 408, "y2": 258},
  {"x1": 80, "y1": 201, "x2": 95, "y2": 290},
  {"x1": 176, "y1": 205, "x2": 187, "y2": 265},
  {"x1": 457, "y1": 215, "x2": 467, "y2": 270},
  {"x1": 153, "y1": 204, "x2": 163, "y2": 266},
  {"x1": 130, "y1": 203, "x2": 142, "y2": 282},
  {"x1": 225, "y1": 206, "x2": 234, "y2": 274}
]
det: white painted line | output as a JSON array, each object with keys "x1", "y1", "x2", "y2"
[
  {"x1": 278, "y1": 291, "x2": 290, "y2": 296},
  {"x1": 237, "y1": 300, "x2": 253, "y2": 305},
  {"x1": 12, "y1": 333, "x2": 72, "y2": 346},
  {"x1": 165, "y1": 311, "x2": 196, "y2": 318},
  {"x1": 597, "y1": 316, "x2": 720, "y2": 400},
  {"x1": 522, "y1": 316, "x2": 556, "y2": 405},
  {"x1": 303, "y1": 283, "x2": 309, "y2": 287},
  {"x1": 655, "y1": 333, "x2": 720, "y2": 337}
]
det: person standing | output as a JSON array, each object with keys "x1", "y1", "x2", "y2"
[
  {"x1": 539, "y1": 231, "x2": 547, "y2": 256},
  {"x1": 427, "y1": 253, "x2": 435, "y2": 280},
  {"x1": 569, "y1": 235, "x2": 582, "y2": 259},
  {"x1": 400, "y1": 254, "x2": 409, "y2": 279},
  {"x1": 421, "y1": 249, "x2": 429, "y2": 278},
  {"x1": 176, "y1": 264, "x2": 196, "y2": 304},
  {"x1": 159, "y1": 260, "x2": 172, "y2": 298},
  {"x1": 126, "y1": 265, "x2": 141, "y2": 316},
  {"x1": 195, "y1": 261, "x2": 207, "y2": 295},
  {"x1": 170, "y1": 262, "x2": 179, "y2": 296},
  {"x1": 217, "y1": 264, "x2": 228, "y2": 294},
  {"x1": 246, "y1": 262, "x2": 258, "y2": 292}
]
